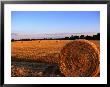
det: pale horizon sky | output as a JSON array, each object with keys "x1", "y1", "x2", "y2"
[{"x1": 11, "y1": 11, "x2": 100, "y2": 35}]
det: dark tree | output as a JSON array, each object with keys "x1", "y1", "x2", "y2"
[
  {"x1": 85, "y1": 35, "x2": 92, "y2": 40},
  {"x1": 64, "y1": 37, "x2": 70, "y2": 40},
  {"x1": 96, "y1": 33, "x2": 100, "y2": 40},
  {"x1": 70, "y1": 35, "x2": 75, "y2": 40},
  {"x1": 74, "y1": 36, "x2": 79, "y2": 39},
  {"x1": 80, "y1": 35, "x2": 85, "y2": 39},
  {"x1": 11, "y1": 39, "x2": 15, "y2": 42}
]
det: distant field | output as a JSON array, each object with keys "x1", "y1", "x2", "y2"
[
  {"x1": 11, "y1": 40, "x2": 100, "y2": 63},
  {"x1": 12, "y1": 40, "x2": 71, "y2": 63}
]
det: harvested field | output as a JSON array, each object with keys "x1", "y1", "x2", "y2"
[
  {"x1": 11, "y1": 40, "x2": 100, "y2": 77},
  {"x1": 11, "y1": 40, "x2": 72, "y2": 63}
]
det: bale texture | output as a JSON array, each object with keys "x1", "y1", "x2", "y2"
[{"x1": 59, "y1": 40, "x2": 100, "y2": 77}]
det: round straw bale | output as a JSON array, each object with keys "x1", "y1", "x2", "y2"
[{"x1": 59, "y1": 40, "x2": 100, "y2": 77}]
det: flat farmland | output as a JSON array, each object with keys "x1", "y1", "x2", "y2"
[
  {"x1": 11, "y1": 40, "x2": 100, "y2": 77},
  {"x1": 12, "y1": 40, "x2": 73, "y2": 63},
  {"x1": 11, "y1": 40, "x2": 100, "y2": 63}
]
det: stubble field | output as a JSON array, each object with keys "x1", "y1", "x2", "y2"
[{"x1": 11, "y1": 40, "x2": 100, "y2": 77}]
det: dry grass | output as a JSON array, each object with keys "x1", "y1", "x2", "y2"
[
  {"x1": 11, "y1": 65, "x2": 29, "y2": 77},
  {"x1": 11, "y1": 40, "x2": 100, "y2": 77},
  {"x1": 11, "y1": 40, "x2": 72, "y2": 63}
]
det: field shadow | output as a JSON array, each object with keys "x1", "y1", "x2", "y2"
[{"x1": 11, "y1": 61, "x2": 65, "y2": 77}]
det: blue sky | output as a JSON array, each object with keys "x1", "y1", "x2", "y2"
[{"x1": 11, "y1": 11, "x2": 100, "y2": 34}]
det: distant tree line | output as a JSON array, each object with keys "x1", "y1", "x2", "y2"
[
  {"x1": 64, "y1": 33, "x2": 100, "y2": 40},
  {"x1": 11, "y1": 33, "x2": 100, "y2": 42}
]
